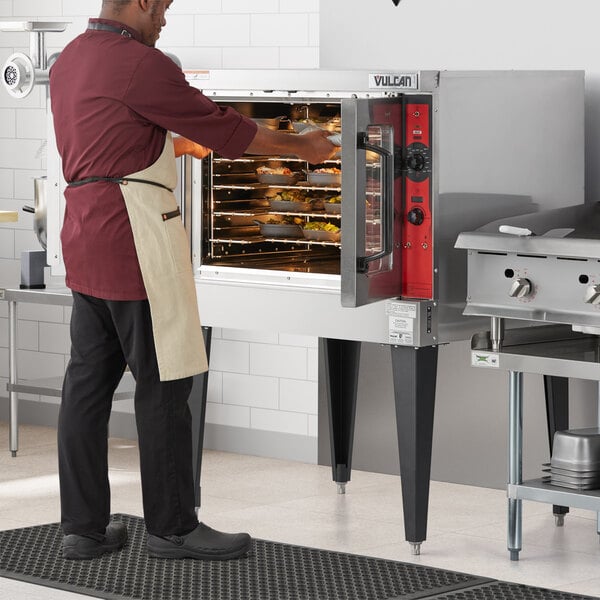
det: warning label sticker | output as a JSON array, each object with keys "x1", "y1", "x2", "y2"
[
  {"x1": 389, "y1": 315, "x2": 414, "y2": 345},
  {"x1": 386, "y1": 300, "x2": 417, "y2": 319}
]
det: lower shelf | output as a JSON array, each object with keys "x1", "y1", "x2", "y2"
[
  {"x1": 508, "y1": 477, "x2": 600, "y2": 512},
  {"x1": 6, "y1": 372, "x2": 135, "y2": 401}
]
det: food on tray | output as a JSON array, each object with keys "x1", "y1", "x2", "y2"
[
  {"x1": 303, "y1": 222, "x2": 340, "y2": 233},
  {"x1": 271, "y1": 190, "x2": 308, "y2": 203},
  {"x1": 256, "y1": 166, "x2": 293, "y2": 176},
  {"x1": 325, "y1": 195, "x2": 342, "y2": 204},
  {"x1": 265, "y1": 216, "x2": 303, "y2": 225},
  {"x1": 313, "y1": 167, "x2": 341, "y2": 174}
]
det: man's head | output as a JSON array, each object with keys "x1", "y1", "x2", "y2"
[{"x1": 100, "y1": 0, "x2": 172, "y2": 47}]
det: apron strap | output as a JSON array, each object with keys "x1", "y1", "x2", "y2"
[{"x1": 67, "y1": 176, "x2": 174, "y2": 193}]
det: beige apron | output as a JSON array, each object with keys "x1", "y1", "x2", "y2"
[{"x1": 119, "y1": 133, "x2": 208, "y2": 381}]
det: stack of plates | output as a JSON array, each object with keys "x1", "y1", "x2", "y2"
[{"x1": 542, "y1": 428, "x2": 600, "y2": 490}]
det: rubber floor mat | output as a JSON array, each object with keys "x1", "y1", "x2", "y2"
[
  {"x1": 0, "y1": 514, "x2": 491, "y2": 600},
  {"x1": 426, "y1": 581, "x2": 598, "y2": 599}
]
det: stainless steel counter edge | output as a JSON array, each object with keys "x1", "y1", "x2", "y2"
[
  {"x1": 456, "y1": 231, "x2": 600, "y2": 259},
  {"x1": 0, "y1": 287, "x2": 72, "y2": 305}
]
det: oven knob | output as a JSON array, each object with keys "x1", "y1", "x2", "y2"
[
  {"x1": 407, "y1": 207, "x2": 425, "y2": 225},
  {"x1": 407, "y1": 153, "x2": 425, "y2": 171},
  {"x1": 509, "y1": 278, "x2": 532, "y2": 298},
  {"x1": 584, "y1": 284, "x2": 600, "y2": 304}
]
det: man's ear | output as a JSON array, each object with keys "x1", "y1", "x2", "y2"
[{"x1": 137, "y1": 0, "x2": 150, "y2": 12}]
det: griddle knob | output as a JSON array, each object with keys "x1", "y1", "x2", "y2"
[
  {"x1": 584, "y1": 284, "x2": 600, "y2": 305},
  {"x1": 509, "y1": 277, "x2": 532, "y2": 298}
]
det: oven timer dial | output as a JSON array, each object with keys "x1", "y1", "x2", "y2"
[
  {"x1": 508, "y1": 278, "x2": 532, "y2": 298},
  {"x1": 407, "y1": 153, "x2": 426, "y2": 171},
  {"x1": 584, "y1": 284, "x2": 600, "y2": 305}
]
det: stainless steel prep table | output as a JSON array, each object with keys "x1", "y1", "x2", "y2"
[
  {"x1": 471, "y1": 324, "x2": 600, "y2": 560},
  {"x1": 2, "y1": 286, "x2": 76, "y2": 456}
]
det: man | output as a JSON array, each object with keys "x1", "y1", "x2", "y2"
[{"x1": 49, "y1": 0, "x2": 336, "y2": 561}]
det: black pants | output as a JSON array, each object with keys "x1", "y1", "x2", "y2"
[{"x1": 58, "y1": 292, "x2": 198, "y2": 537}]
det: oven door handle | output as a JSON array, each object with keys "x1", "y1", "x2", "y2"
[{"x1": 356, "y1": 132, "x2": 394, "y2": 274}]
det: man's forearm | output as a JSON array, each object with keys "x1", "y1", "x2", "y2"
[
  {"x1": 245, "y1": 127, "x2": 337, "y2": 165},
  {"x1": 245, "y1": 127, "x2": 302, "y2": 156}
]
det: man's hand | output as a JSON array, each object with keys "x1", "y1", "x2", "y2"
[
  {"x1": 294, "y1": 129, "x2": 339, "y2": 164},
  {"x1": 173, "y1": 136, "x2": 212, "y2": 159}
]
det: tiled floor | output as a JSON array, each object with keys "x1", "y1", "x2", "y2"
[{"x1": 0, "y1": 422, "x2": 599, "y2": 599}]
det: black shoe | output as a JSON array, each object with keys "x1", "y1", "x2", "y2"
[
  {"x1": 147, "y1": 522, "x2": 252, "y2": 560},
  {"x1": 62, "y1": 521, "x2": 128, "y2": 560}
]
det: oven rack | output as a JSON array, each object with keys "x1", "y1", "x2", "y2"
[
  {"x1": 212, "y1": 215, "x2": 379, "y2": 231},
  {"x1": 212, "y1": 210, "x2": 342, "y2": 219},
  {"x1": 270, "y1": 211, "x2": 341, "y2": 219},
  {"x1": 211, "y1": 210, "x2": 378, "y2": 226},
  {"x1": 209, "y1": 236, "x2": 341, "y2": 247},
  {"x1": 213, "y1": 156, "x2": 342, "y2": 166},
  {"x1": 213, "y1": 209, "x2": 269, "y2": 217},
  {"x1": 213, "y1": 183, "x2": 343, "y2": 193}
]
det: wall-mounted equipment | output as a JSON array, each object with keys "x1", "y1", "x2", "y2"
[{"x1": 0, "y1": 21, "x2": 69, "y2": 98}]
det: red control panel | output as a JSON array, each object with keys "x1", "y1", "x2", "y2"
[
  {"x1": 402, "y1": 99, "x2": 432, "y2": 299},
  {"x1": 368, "y1": 96, "x2": 433, "y2": 301}
]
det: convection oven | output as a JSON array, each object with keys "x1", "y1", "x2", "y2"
[{"x1": 46, "y1": 69, "x2": 585, "y2": 553}]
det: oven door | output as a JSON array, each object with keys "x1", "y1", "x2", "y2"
[{"x1": 341, "y1": 97, "x2": 402, "y2": 307}]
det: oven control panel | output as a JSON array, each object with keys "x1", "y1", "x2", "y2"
[{"x1": 402, "y1": 98, "x2": 433, "y2": 299}]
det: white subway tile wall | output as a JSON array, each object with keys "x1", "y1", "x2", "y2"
[
  {"x1": 251, "y1": 406, "x2": 309, "y2": 436},
  {"x1": 0, "y1": 0, "x2": 321, "y2": 446}
]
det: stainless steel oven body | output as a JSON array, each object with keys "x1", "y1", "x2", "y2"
[{"x1": 182, "y1": 70, "x2": 585, "y2": 344}]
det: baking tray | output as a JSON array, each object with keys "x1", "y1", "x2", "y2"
[
  {"x1": 259, "y1": 223, "x2": 303, "y2": 238},
  {"x1": 270, "y1": 199, "x2": 312, "y2": 213},
  {"x1": 302, "y1": 229, "x2": 341, "y2": 243},
  {"x1": 307, "y1": 172, "x2": 341, "y2": 186},
  {"x1": 323, "y1": 202, "x2": 341, "y2": 214},
  {"x1": 257, "y1": 173, "x2": 301, "y2": 185}
]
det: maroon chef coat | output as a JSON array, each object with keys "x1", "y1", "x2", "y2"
[{"x1": 49, "y1": 18, "x2": 257, "y2": 300}]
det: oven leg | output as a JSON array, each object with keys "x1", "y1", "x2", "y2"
[
  {"x1": 508, "y1": 370, "x2": 523, "y2": 561},
  {"x1": 189, "y1": 326, "x2": 212, "y2": 515},
  {"x1": 324, "y1": 338, "x2": 361, "y2": 495},
  {"x1": 543, "y1": 375, "x2": 569, "y2": 525},
  {"x1": 391, "y1": 344, "x2": 438, "y2": 555}
]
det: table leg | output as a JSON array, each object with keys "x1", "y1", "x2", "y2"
[
  {"x1": 8, "y1": 300, "x2": 18, "y2": 457},
  {"x1": 508, "y1": 370, "x2": 523, "y2": 561}
]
